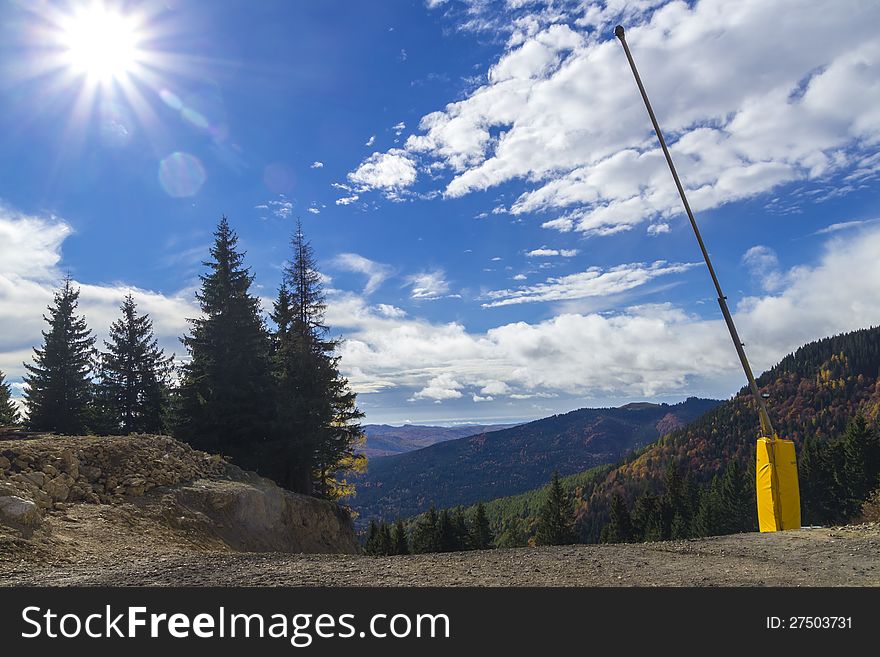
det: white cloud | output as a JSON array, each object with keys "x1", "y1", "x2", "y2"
[
  {"x1": 647, "y1": 222, "x2": 670, "y2": 236},
  {"x1": 348, "y1": 149, "x2": 417, "y2": 195},
  {"x1": 327, "y1": 224, "x2": 880, "y2": 404},
  {"x1": 336, "y1": 194, "x2": 359, "y2": 206},
  {"x1": 526, "y1": 247, "x2": 579, "y2": 257},
  {"x1": 512, "y1": 273, "x2": 527, "y2": 281},
  {"x1": 392, "y1": 121, "x2": 406, "y2": 136},
  {"x1": 311, "y1": 161, "x2": 324, "y2": 169},
  {"x1": 332, "y1": 253, "x2": 394, "y2": 295},
  {"x1": 0, "y1": 207, "x2": 200, "y2": 395},
  {"x1": 360, "y1": 1, "x2": 880, "y2": 234},
  {"x1": 307, "y1": 207, "x2": 321, "y2": 214},
  {"x1": 267, "y1": 197, "x2": 293, "y2": 219},
  {"x1": 814, "y1": 218, "x2": 880, "y2": 235},
  {"x1": 411, "y1": 374, "x2": 464, "y2": 401},
  {"x1": 742, "y1": 245, "x2": 785, "y2": 292},
  {"x1": 407, "y1": 270, "x2": 452, "y2": 300},
  {"x1": 365, "y1": 135, "x2": 376, "y2": 147},
  {"x1": 482, "y1": 260, "x2": 696, "y2": 308}
]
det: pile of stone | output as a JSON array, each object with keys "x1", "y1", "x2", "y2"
[{"x1": 0, "y1": 435, "x2": 228, "y2": 529}]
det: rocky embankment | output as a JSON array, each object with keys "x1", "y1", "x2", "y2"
[{"x1": 0, "y1": 434, "x2": 359, "y2": 567}]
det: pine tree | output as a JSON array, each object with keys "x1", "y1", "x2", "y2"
[
  {"x1": 97, "y1": 295, "x2": 173, "y2": 434},
  {"x1": 411, "y1": 506, "x2": 441, "y2": 553},
  {"x1": 23, "y1": 277, "x2": 95, "y2": 434},
  {"x1": 0, "y1": 370, "x2": 20, "y2": 425},
  {"x1": 272, "y1": 221, "x2": 365, "y2": 498},
  {"x1": 392, "y1": 519, "x2": 409, "y2": 555},
  {"x1": 841, "y1": 412, "x2": 880, "y2": 512},
  {"x1": 364, "y1": 520, "x2": 380, "y2": 555},
  {"x1": 693, "y1": 476, "x2": 723, "y2": 537},
  {"x1": 176, "y1": 217, "x2": 273, "y2": 460},
  {"x1": 632, "y1": 493, "x2": 661, "y2": 541},
  {"x1": 535, "y1": 470, "x2": 577, "y2": 546},
  {"x1": 438, "y1": 509, "x2": 456, "y2": 552},
  {"x1": 378, "y1": 521, "x2": 394, "y2": 556},
  {"x1": 717, "y1": 459, "x2": 752, "y2": 534},
  {"x1": 470, "y1": 502, "x2": 493, "y2": 550},
  {"x1": 602, "y1": 491, "x2": 634, "y2": 543}
]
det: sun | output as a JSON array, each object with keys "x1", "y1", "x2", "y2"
[{"x1": 58, "y1": 4, "x2": 143, "y2": 82}]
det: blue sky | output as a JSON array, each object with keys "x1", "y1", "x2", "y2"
[{"x1": 1, "y1": 0, "x2": 879, "y2": 425}]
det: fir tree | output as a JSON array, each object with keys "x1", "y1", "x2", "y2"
[
  {"x1": 392, "y1": 519, "x2": 409, "y2": 555},
  {"x1": 470, "y1": 502, "x2": 493, "y2": 550},
  {"x1": 411, "y1": 507, "x2": 441, "y2": 553},
  {"x1": 0, "y1": 370, "x2": 20, "y2": 425},
  {"x1": 272, "y1": 221, "x2": 364, "y2": 498},
  {"x1": 23, "y1": 277, "x2": 95, "y2": 434},
  {"x1": 378, "y1": 521, "x2": 394, "y2": 556},
  {"x1": 535, "y1": 470, "x2": 577, "y2": 545},
  {"x1": 438, "y1": 509, "x2": 456, "y2": 552},
  {"x1": 364, "y1": 520, "x2": 380, "y2": 555},
  {"x1": 717, "y1": 459, "x2": 752, "y2": 534},
  {"x1": 97, "y1": 295, "x2": 173, "y2": 434},
  {"x1": 841, "y1": 412, "x2": 880, "y2": 512},
  {"x1": 632, "y1": 493, "x2": 661, "y2": 541},
  {"x1": 452, "y1": 506, "x2": 471, "y2": 551},
  {"x1": 602, "y1": 491, "x2": 634, "y2": 543},
  {"x1": 176, "y1": 217, "x2": 273, "y2": 460},
  {"x1": 693, "y1": 476, "x2": 723, "y2": 537}
]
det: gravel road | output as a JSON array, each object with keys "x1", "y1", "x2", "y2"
[{"x1": 2, "y1": 523, "x2": 878, "y2": 587}]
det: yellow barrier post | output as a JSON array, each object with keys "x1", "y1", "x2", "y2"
[{"x1": 614, "y1": 25, "x2": 800, "y2": 532}]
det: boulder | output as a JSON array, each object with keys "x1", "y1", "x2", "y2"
[
  {"x1": 43, "y1": 476, "x2": 71, "y2": 502},
  {"x1": 0, "y1": 495, "x2": 42, "y2": 528}
]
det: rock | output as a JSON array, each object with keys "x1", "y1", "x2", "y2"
[
  {"x1": 33, "y1": 489, "x2": 53, "y2": 509},
  {"x1": 60, "y1": 450, "x2": 79, "y2": 480},
  {"x1": 22, "y1": 471, "x2": 46, "y2": 487},
  {"x1": 78, "y1": 465, "x2": 102, "y2": 482},
  {"x1": 0, "y1": 495, "x2": 42, "y2": 528},
  {"x1": 43, "y1": 476, "x2": 71, "y2": 502},
  {"x1": 41, "y1": 464, "x2": 58, "y2": 477},
  {"x1": 0, "y1": 455, "x2": 10, "y2": 469}
]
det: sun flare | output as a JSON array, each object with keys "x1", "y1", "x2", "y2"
[{"x1": 59, "y1": 4, "x2": 142, "y2": 82}]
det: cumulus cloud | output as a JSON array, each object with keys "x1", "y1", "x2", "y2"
[
  {"x1": 357, "y1": 1, "x2": 880, "y2": 235},
  {"x1": 326, "y1": 225, "x2": 880, "y2": 405},
  {"x1": 410, "y1": 373, "x2": 464, "y2": 401},
  {"x1": 331, "y1": 253, "x2": 394, "y2": 295},
  {"x1": 407, "y1": 270, "x2": 452, "y2": 300},
  {"x1": 335, "y1": 194, "x2": 360, "y2": 206},
  {"x1": 481, "y1": 260, "x2": 696, "y2": 308},
  {"x1": 647, "y1": 222, "x2": 670, "y2": 236},
  {"x1": 348, "y1": 149, "x2": 417, "y2": 196},
  {"x1": 365, "y1": 135, "x2": 376, "y2": 147},
  {"x1": 0, "y1": 207, "x2": 200, "y2": 394},
  {"x1": 311, "y1": 161, "x2": 324, "y2": 169}
]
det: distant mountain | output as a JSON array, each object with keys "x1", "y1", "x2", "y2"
[
  {"x1": 352, "y1": 397, "x2": 720, "y2": 522},
  {"x1": 360, "y1": 423, "x2": 519, "y2": 458},
  {"x1": 574, "y1": 325, "x2": 880, "y2": 542}
]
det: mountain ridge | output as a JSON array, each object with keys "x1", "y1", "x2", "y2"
[{"x1": 352, "y1": 396, "x2": 720, "y2": 522}]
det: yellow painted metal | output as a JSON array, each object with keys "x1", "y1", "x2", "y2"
[{"x1": 756, "y1": 437, "x2": 801, "y2": 532}]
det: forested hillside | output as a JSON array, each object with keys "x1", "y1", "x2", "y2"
[
  {"x1": 352, "y1": 397, "x2": 719, "y2": 522},
  {"x1": 576, "y1": 326, "x2": 880, "y2": 542}
]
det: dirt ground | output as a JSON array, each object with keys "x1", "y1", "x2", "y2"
[{"x1": 2, "y1": 499, "x2": 878, "y2": 586}]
